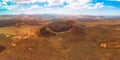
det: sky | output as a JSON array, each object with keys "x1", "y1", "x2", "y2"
[{"x1": 0, "y1": 0, "x2": 120, "y2": 16}]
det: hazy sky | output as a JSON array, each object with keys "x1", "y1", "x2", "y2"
[{"x1": 0, "y1": 0, "x2": 120, "y2": 16}]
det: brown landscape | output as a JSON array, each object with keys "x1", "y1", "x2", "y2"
[{"x1": 0, "y1": 15, "x2": 120, "y2": 60}]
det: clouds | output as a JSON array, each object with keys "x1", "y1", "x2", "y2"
[
  {"x1": 0, "y1": 0, "x2": 120, "y2": 15},
  {"x1": 64, "y1": 0, "x2": 90, "y2": 9},
  {"x1": 0, "y1": 0, "x2": 106, "y2": 9},
  {"x1": 90, "y1": 3, "x2": 104, "y2": 9},
  {"x1": 47, "y1": 0, "x2": 66, "y2": 6},
  {"x1": 66, "y1": 0, "x2": 91, "y2": 4},
  {"x1": 14, "y1": 0, "x2": 46, "y2": 3}
]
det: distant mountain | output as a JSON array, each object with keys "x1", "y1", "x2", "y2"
[
  {"x1": 102, "y1": 16, "x2": 120, "y2": 19},
  {"x1": 0, "y1": 14, "x2": 120, "y2": 19}
]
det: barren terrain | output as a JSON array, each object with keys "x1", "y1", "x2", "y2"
[{"x1": 0, "y1": 15, "x2": 120, "y2": 60}]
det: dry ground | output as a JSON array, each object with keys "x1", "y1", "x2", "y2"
[{"x1": 0, "y1": 17, "x2": 120, "y2": 60}]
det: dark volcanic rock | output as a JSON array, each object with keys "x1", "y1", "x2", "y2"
[
  {"x1": 0, "y1": 45, "x2": 6, "y2": 53},
  {"x1": 47, "y1": 22, "x2": 73, "y2": 32},
  {"x1": 38, "y1": 22, "x2": 74, "y2": 37},
  {"x1": 39, "y1": 27, "x2": 56, "y2": 37}
]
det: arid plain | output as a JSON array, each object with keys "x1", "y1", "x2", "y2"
[{"x1": 0, "y1": 15, "x2": 120, "y2": 60}]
